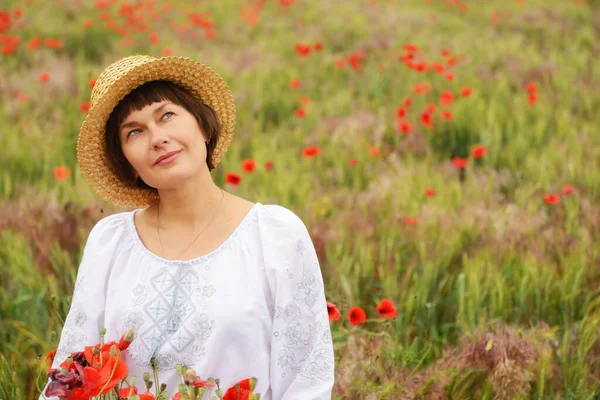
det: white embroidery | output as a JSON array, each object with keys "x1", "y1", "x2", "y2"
[
  {"x1": 272, "y1": 238, "x2": 334, "y2": 389},
  {"x1": 124, "y1": 264, "x2": 216, "y2": 371}
]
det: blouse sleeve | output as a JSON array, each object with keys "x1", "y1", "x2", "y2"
[
  {"x1": 38, "y1": 215, "x2": 119, "y2": 400},
  {"x1": 261, "y1": 206, "x2": 335, "y2": 400}
]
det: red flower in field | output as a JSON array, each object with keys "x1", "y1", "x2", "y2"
[
  {"x1": 45, "y1": 348, "x2": 57, "y2": 374},
  {"x1": 290, "y1": 78, "x2": 301, "y2": 89},
  {"x1": 441, "y1": 48, "x2": 451, "y2": 57},
  {"x1": 396, "y1": 106, "x2": 407, "y2": 118},
  {"x1": 429, "y1": 62, "x2": 445, "y2": 74},
  {"x1": 348, "y1": 52, "x2": 364, "y2": 71},
  {"x1": 295, "y1": 108, "x2": 306, "y2": 118},
  {"x1": 54, "y1": 166, "x2": 71, "y2": 180},
  {"x1": 528, "y1": 93, "x2": 537, "y2": 105},
  {"x1": 403, "y1": 97, "x2": 412, "y2": 107},
  {"x1": 241, "y1": 159, "x2": 256, "y2": 173},
  {"x1": 335, "y1": 58, "x2": 346, "y2": 69},
  {"x1": 375, "y1": 298, "x2": 397, "y2": 319},
  {"x1": 415, "y1": 62, "x2": 426, "y2": 73},
  {"x1": 349, "y1": 159, "x2": 359, "y2": 166},
  {"x1": 452, "y1": 157, "x2": 468, "y2": 169},
  {"x1": 149, "y1": 31, "x2": 159, "y2": 44},
  {"x1": 543, "y1": 193, "x2": 560, "y2": 205},
  {"x1": 445, "y1": 71, "x2": 454, "y2": 81},
  {"x1": 303, "y1": 146, "x2": 320, "y2": 158},
  {"x1": 348, "y1": 307, "x2": 367, "y2": 326},
  {"x1": 265, "y1": 161, "x2": 274, "y2": 172},
  {"x1": 16, "y1": 90, "x2": 28, "y2": 102},
  {"x1": 40, "y1": 72, "x2": 50, "y2": 82},
  {"x1": 441, "y1": 110, "x2": 453, "y2": 120},
  {"x1": 471, "y1": 145, "x2": 487, "y2": 159},
  {"x1": 43, "y1": 38, "x2": 62, "y2": 49},
  {"x1": 82, "y1": 18, "x2": 93, "y2": 29},
  {"x1": 397, "y1": 120, "x2": 413, "y2": 134},
  {"x1": 460, "y1": 87, "x2": 472, "y2": 97},
  {"x1": 425, "y1": 188, "x2": 436, "y2": 197},
  {"x1": 89, "y1": 79, "x2": 96, "y2": 89},
  {"x1": 314, "y1": 41, "x2": 323, "y2": 51},
  {"x1": 79, "y1": 102, "x2": 91, "y2": 113},
  {"x1": 139, "y1": 392, "x2": 157, "y2": 400},
  {"x1": 425, "y1": 103, "x2": 437, "y2": 114},
  {"x1": 27, "y1": 36, "x2": 40, "y2": 50},
  {"x1": 525, "y1": 82, "x2": 537, "y2": 93},
  {"x1": 420, "y1": 111, "x2": 433, "y2": 128},
  {"x1": 369, "y1": 146, "x2": 380, "y2": 156},
  {"x1": 205, "y1": 30, "x2": 217, "y2": 40},
  {"x1": 562, "y1": 185, "x2": 573, "y2": 195},
  {"x1": 326, "y1": 301, "x2": 341, "y2": 322},
  {"x1": 295, "y1": 43, "x2": 311, "y2": 56},
  {"x1": 402, "y1": 217, "x2": 419, "y2": 226},
  {"x1": 413, "y1": 82, "x2": 431, "y2": 95},
  {"x1": 404, "y1": 43, "x2": 419, "y2": 53},
  {"x1": 300, "y1": 96, "x2": 310, "y2": 106},
  {"x1": 225, "y1": 172, "x2": 242, "y2": 186},
  {"x1": 440, "y1": 90, "x2": 454, "y2": 106},
  {"x1": 161, "y1": 47, "x2": 172, "y2": 56}
]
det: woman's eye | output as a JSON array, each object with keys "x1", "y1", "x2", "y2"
[
  {"x1": 162, "y1": 111, "x2": 174, "y2": 120},
  {"x1": 128, "y1": 129, "x2": 141, "y2": 137}
]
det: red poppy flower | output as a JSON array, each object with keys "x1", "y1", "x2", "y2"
[
  {"x1": 460, "y1": 87, "x2": 472, "y2": 97},
  {"x1": 302, "y1": 146, "x2": 320, "y2": 158},
  {"x1": 40, "y1": 72, "x2": 50, "y2": 82},
  {"x1": 348, "y1": 307, "x2": 367, "y2": 326},
  {"x1": 471, "y1": 145, "x2": 487, "y2": 159},
  {"x1": 290, "y1": 78, "x2": 301, "y2": 89},
  {"x1": 441, "y1": 48, "x2": 451, "y2": 57},
  {"x1": 429, "y1": 62, "x2": 445, "y2": 74},
  {"x1": 413, "y1": 82, "x2": 431, "y2": 95},
  {"x1": 440, "y1": 90, "x2": 454, "y2": 106},
  {"x1": 264, "y1": 161, "x2": 274, "y2": 172},
  {"x1": 375, "y1": 298, "x2": 398, "y2": 319},
  {"x1": 43, "y1": 38, "x2": 62, "y2": 49},
  {"x1": 193, "y1": 376, "x2": 216, "y2": 388},
  {"x1": 241, "y1": 159, "x2": 256, "y2": 173},
  {"x1": 349, "y1": 159, "x2": 359, "y2": 166},
  {"x1": 80, "y1": 102, "x2": 91, "y2": 113},
  {"x1": 543, "y1": 194, "x2": 560, "y2": 205},
  {"x1": 528, "y1": 93, "x2": 537, "y2": 105},
  {"x1": 54, "y1": 166, "x2": 71, "y2": 180},
  {"x1": 425, "y1": 188, "x2": 436, "y2": 197},
  {"x1": 403, "y1": 97, "x2": 412, "y2": 107},
  {"x1": 347, "y1": 52, "x2": 364, "y2": 71},
  {"x1": 403, "y1": 217, "x2": 419, "y2": 226},
  {"x1": 335, "y1": 58, "x2": 346, "y2": 69},
  {"x1": 117, "y1": 386, "x2": 138, "y2": 398},
  {"x1": 89, "y1": 79, "x2": 96, "y2": 89},
  {"x1": 425, "y1": 103, "x2": 437, "y2": 114},
  {"x1": 223, "y1": 378, "x2": 256, "y2": 400},
  {"x1": 397, "y1": 120, "x2": 413, "y2": 134},
  {"x1": 326, "y1": 301, "x2": 341, "y2": 322},
  {"x1": 162, "y1": 47, "x2": 172, "y2": 56},
  {"x1": 226, "y1": 172, "x2": 242, "y2": 186},
  {"x1": 452, "y1": 157, "x2": 468, "y2": 169},
  {"x1": 149, "y1": 31, "x2": 159, "y2": 44},
  {"x1": 396, "y1": 106, "x2": 407, "y2": 118},
  {"x1": 314, "y1": 41, "x2": 323, "y2": 51},
  {"x1": 295, "y1": 108, "x2": 306, "y2": 117},
  {"x1": 441, "y1": 110, "x2": 453, "y2": 120},
  {"x1": 420, "y1": 112, "x2": 433, "y2": 128},
  {"x1": 369, "y1": 146, "x2": 380, "y2": 156},
  {"x1": 300, "y1": 96, "x2": 310, "y2": 105},
  {"x1": 525, "y1": 82, "x2": 537, "y2": 93},
  {"x1": 139, "y1": 392, "x2": 157, "y2": 400},
  {"x1": 445, "y1": 71, "x2": 454, "y2": 81},
  {"x1": 562, "y1": 185, "x2": 573, "y2": 195},
  {"x1": 45, "y1": 348, "x2": 57, "y2": 374},
  {"x1": 27, "y1": 36, "x2": 40, "y2": 51},
  {"x1": 295, "y1": 43, "x2": 311, "y2": 56}
]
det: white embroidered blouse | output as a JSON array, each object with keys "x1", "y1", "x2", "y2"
[{"x1": 39, "y1": 202, "x2": 335, "y2": 400}]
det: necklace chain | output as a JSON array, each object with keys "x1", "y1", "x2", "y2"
[{"x1": 156, "y1": 187, "x2": 225, "y2": 260}]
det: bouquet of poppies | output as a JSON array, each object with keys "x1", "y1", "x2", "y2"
[{"x1": 41, "y1": 327, "x2": 261, "y2": 400}]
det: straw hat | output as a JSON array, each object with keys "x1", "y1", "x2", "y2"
[{"x1": 76, "y1": 55, "x2": 236, "y2": 208}]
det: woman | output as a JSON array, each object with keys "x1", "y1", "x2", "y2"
[{"x1": 40, "y1": 55, "x2": 334, "y2": 399}]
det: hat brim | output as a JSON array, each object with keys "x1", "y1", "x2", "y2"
[{"x1": 77, "y1": 56, "x2": 235, "y2": 208}]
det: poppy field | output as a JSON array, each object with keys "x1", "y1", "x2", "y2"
[{"x1": 1, "y1": 0, "x2": 600, "y2": 398}]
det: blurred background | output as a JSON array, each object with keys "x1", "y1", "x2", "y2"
[{"x1": 1, "y1": 0, "x2": 599, "y2": 398}]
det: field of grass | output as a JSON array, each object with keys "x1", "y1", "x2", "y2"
[{"x1": 1, "y1": 0, "x2": 600, "y2": 398}]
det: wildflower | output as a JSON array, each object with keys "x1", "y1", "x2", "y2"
[
  {"x1": 349, "y1": 159, "x2": 359, "y2": 166},
  {"x1": 225, "y1": 172, "x2": 241, "y2": 186},
  {"x1": 161, "y1": 47, "x2": 172, "y2": 56},
  {"x1": 441, "y1": 110, "x2": 453, "y2": 120},
  {"x1": 420, "y1": 111, "x2": 433, "y2": 128},
  {"x1": 403, "y1": 217, "x2": 419, "y2": 226},
  {"x1": 326, "y1": 301, "x2": 341, "y2": 322},
  {"x1": 452, "y1": 157, "x2": 468, "y2": 169},
  {"x1": 290, "y1": 78, "x2": 301, "y2": 89},
  {"x1": 117, "y1": 386, "x2": 138, "y2": 398},
  {"x1": 223, "y1": 378, "x2": 257, "y2": 400},
  {"x1": 300, "y1": 96, "x2": 310, "y2": 105},
  {"x1": 397, "y1": 120, "x2": 412, "y2": 134},
  {"x1": 403, "y1": 97, "x2": 412, "y2": 107},
  {"x1": 525, "y1": 82, "x2": 537, "y2": 93},
  {"x1": 241, "y1": 159, "x2": 256, "y2": 173},
  {"x1": 425, "y1": 188, "x2": 436, "y2": 197},
  {"x1": 302, "y1": 146, "x2": 320, "y2": 158},
  {"x1": 528, "y1": 92, "x2": 537, "y2": 105},
  {"x1": 314, "y1": 41, "x2": 323, "y2": 51},
  {"x1": 348, "y1": 307, "x2": 367, "y2": 326},
  {"x1": 264, "y1": 161, "x2": 274, "y2": 172},
  {"x1": 396, "y1": 106, "x2": 407, "y2": 118},
  {"x1": 369, "y1": 146, "x2": 380, "y2": 156},
  {"x1": 562, "y1": 185, "x2": 573, "y2": 195},
  {"x1": 89, "y1": 79, "x2": 96, "y2": 89},
  {"x1": 53, "y1": 166, "x2": 71, "y2": 180},
  {"x1": 335, "y1": 58, "x2": 346, "y2": 69},
  {"x1": 460, "y1": 87, "x2": 472, "y2": 97},
  {"x1": 295, "y1": 43, "x2": 311, "y2": 56},
  {"x1": 295, "y1": 108, "x2": 306, "y2": 118},
  {"x1": 149, "y1": 31, "x2": 159, "y2": 44},
  {"x1": 440, "y1": 90, "x2": 454, "y2": 106},
  {"x1": 471, "y1": 145, "x2": 487, "y2": 159},
  {"x1": 375, "y1": 298, "x2": 397, "y2": 319},
  {"x1": 543, "y1": 194, "x2": 560, "y2": 205},
  {"x1": 40, "y1": 72, "x2": 50, "y2": 82},
  {"x1": 79, "y1": 102, "x2": 91, "y2": 113},
  {"x1": 445, "y1": 71, "x2": 454, "y2": 81},
  {"x1": 27, "y1": 36, "x2": 40, "y2": 51}
]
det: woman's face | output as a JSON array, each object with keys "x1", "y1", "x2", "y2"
[{"x1": 118, "y1": 100, "x2": 208, "y2": 189}]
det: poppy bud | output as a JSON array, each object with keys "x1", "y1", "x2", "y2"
[
  {"x1": 143, "y1": 372, "x2": 150, "y2": 382},
  {"x1": 216, "y1": 389, "x2": 222, "y2": 397},
  {"x1": 130, "y1": 376, "x2": 137, "y2": 385},
  {"x1": 92, "y1": 345, "x2": 101, "y2": 355},
  {"x1": 249, "y1": 377, "x2": 258, "y2": 391},
  {"x1": 99, "y1": 328, "x2": 107, "y2": 335},
  {"x1": 118, "y1": 326, "x2": 136, "y2": 350},
  {"x1": 110, "y1": 344, "x2": 117, "y2": 356},
  {"x1": 197, "y1": 387, "x2": 206, "y2": 397},
  {"x1": 176, "y1": 364, "x2": 183, "y2": 374},
  {"x1": 184, "y1": 368, "x2": 196, "y2": 384}
]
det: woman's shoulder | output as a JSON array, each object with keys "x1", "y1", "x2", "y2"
[
  {"x1": 85, "y1": 209, "x2": 132, "y2": 244},
  {"x1": 256, "y1": 203, "x2": 307, "y2": 230}
]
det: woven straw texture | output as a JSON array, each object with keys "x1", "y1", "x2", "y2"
[{"x1": 76, "y1": 55, "x2": 236, "y2": 208}]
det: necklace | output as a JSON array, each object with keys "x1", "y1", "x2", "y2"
[{"x1": 156, "y1": 187, "x2": 225, "y2": 260}]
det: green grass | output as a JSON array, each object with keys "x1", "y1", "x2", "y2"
[{"x1": 1, "y1": 0, "x2": 599, "y2": 398}]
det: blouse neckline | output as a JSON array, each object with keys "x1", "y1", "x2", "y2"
[{"x1": 127, "y1": 202, "x2": 262, "y2": 266}]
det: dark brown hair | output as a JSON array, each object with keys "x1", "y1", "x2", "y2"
[{"x1": 104, "y1": 80, "x2": 221, "y2": 191}]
